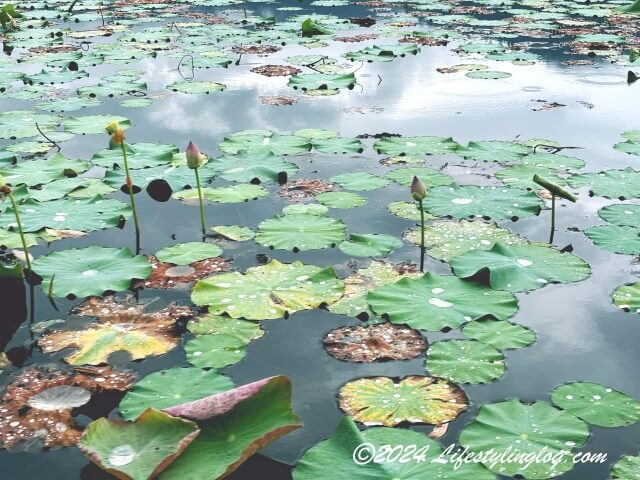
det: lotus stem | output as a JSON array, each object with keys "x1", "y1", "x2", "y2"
[
  {"x1": 549, "y1": 194, "x2": 556, "y2": 244},
  {"x1": 419, "y1": 199, "x2": 425, "y2": 272},
  {"x1": 120, "y1": 142, "x2": 141, "y2": 242},
  {"x1": 194, "y1": 167, "x2": 207, "y2": 235},
  {"x1": 8, "y1": 191, "x2": 32, "y2": 274}
]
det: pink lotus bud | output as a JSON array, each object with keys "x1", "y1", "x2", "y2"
[
  {"x1": 186, "y1": 141, "x2": 204, "y2": 169},
  {"x1": 411, "y1": 176, "x2": 427, "y2": 201}
]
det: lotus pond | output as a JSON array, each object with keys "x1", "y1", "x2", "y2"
[{"x1": 1, "y1": 0, "x2": 640, "y2": 479}]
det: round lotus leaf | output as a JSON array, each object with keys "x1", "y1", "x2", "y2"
[
  {"x1": 426, "y1": 339, "x2": 505, "y2": 384},
  {"x1": 611, "y1": 455, "x2": 640, "y2": 479},
  {"x1": 585, "y1": 225, "x2": 640, "y2": 255},
  {"x1": 368, "y1": 272, "x2": 518, "y2": 331},
  {"x1": 459, "y1": 399, "x2": 590, "y2": 479},
  {"x1": 423, "y1": 185, "x2": 543, "y2": 221},
  {"x1": 91, "y1": 143, "x2": 178, "y2": 170},
  {"x1": 520, "y1": 152, "x2": 585, "y2": 171},
  {"x1": 294, "y1": 128, "x2": 338, "y2": 140},
  {"x1": 167, "y1": 80, "x2": 226, "y2": 94},
  {"x1": 0, "y1": 110, "x2": 62, "y2": 139},
  {"x1": 0, "y1": 152, "x2": 89, "y2": 187},
  {"x1": 27, "y1": 385, "x2": 91, "y2": 411},
  {"x1": 32, "y1": 246, "x2": 151, "y2": 298},
  {"x1": 79, "y1": 409, "x2": 199, "y2": 480},
  {"x1": 210, "y1": 152, "x2": 299, "y2": 183},
  {"x1": 450, "y1": 242, "x2": 591, "y2": 292},
  {"x1": 615, "y1": 140, "x2": 640, "y2": 156},
  {"x1": 373, "y1": 135, "x2": 459, "y2": 156},
  {"x1": 568, "y1": 168, "x2": 640, "y2": 199},
  {"x1": 185, "y1": 333, "x2": 247, "y2": 368},
  {"x1": 292, "y1": 416, "x2": 496, "y2": 480},
  {"x1": 218, "y1": 130, "x2": 311, "y2": 156},
  {"x1": 256, "y1": 213, "x2": 345, "y2": 251},
  {"x1": 338, "y1": 233, "x2": 403, "y2": 257},
  {"x1": 387, "y1": 200, "x2": 433, "y2": 221},
  {"x1": 156, "y1": 242, "x2": 223, "y2": 266},
  {"x1": 466, "y1": 70, "x2": 512, "y2": 79},
  {"x1": 211, "y1": 225, "x2": 255, "y2": 241},
  {"x1": 315, "y1": 191, "x2": 367, "y2": 209},
  {"x1": 462, "y1": 319, "x2": 536, "y2": 350},
  {"x1": 496, "y1": 164, "x2": 568, "y2": 190},
  {"x1": 613, "y1": 282, "x2": 640, "y2": 313},
  {"x1": 288, "y1": 72, "x2": 356, "y2": 91},
  {"x1": 282, "y1": 203, "x2": 328, "y2": 216},
  {"x1": 339, "y1": 376, "x2": 468, "y2": 426},
  {"x1": 551, "y1": 382, "x2": 640, "y2": 428},
  {"x1": 174, "y1": 184, "x2": 268, "y2": 203},
  {"x1": 188, "y1": 314, "x2": 264, "y2": 343},
  {"x1": 64, "y1": 115, "x2": 130, "y2": 135},
  {"x1": 192, "y1": 259, "x2": 344, "y2": 320},
  {"x1": 313, "y1": 137, "x2": 364, "y2": 154},
  {"x1": 598, "y1": 204, "x2": 640, "y2": 226},
  {"x1": 404, "y1": 219, "x2": 528, "y2": 262},
  {"x1": 329, "y1": 172, "x2": 389, "y2": 191},
  {"x1": 119, "y1": 367, "x2": 235, "y2": 421},
  {"x1": 387, "y1": 166, "x2": 454, "y2": 189},
  {"x1": 456, "y1": 140, "x2": 530, "y2": 163}
]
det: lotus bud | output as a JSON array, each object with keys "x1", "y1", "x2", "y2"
[
  {"x1": 106, "y1": 121, "x2": 126, "y2": 145},
  {"x1": 411, "y1": 176, "x2": 427, "y2": 201},
  {"x1": 0, "y1": 174, "x2": 8, "y2": 197},
  {"x1": 631, "y1": 48, "x2": 639, "y2": 63},
  {"x1": 186, "y1": 141, "x2": 205, "y2": 169},
  {"x1": 105, "y1": 121, "x2": 120, "y2": 135}
]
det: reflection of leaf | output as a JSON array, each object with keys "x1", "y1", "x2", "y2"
[{"x1": 80, "y1": 409, "x2": 200, "y2": 480}]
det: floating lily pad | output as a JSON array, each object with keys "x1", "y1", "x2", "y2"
[
  {"x1": 329, "y1": 172, "x2": 389, "y2": 191},
  {"x1": 466, "y1": 70, "x2": 512, "y2": 79},
  {"x1": 119, "y1": 367, "x2": 235, "y2": 421},
  {"x1": 368, "y1": 272, "x2": 518, "y2": 331},
  {"x1": 426, "y1": 339, "x2": 505, "y2": 384},
  {"x1": 496, "y1": 164, "x2": 568, "y2": 190},
  {"x1": 188, "y1": 314, "x2": 264, "y2": 343},
  {"x1": 423, "y1": 185, "x2": 542, "y2": 221},
  {"x1": 551, "y1": 382, "x2": 640, "y2": 428},
  {"x1": 211, "y1": 225, "x2": 255, "y2": 241},
  {"x1": 613, "y1": 282, "x2": 640, "y2": 313},
  {"x1": 338, "y1": 233, "x2": 403, "y2": 257},
  {"x1": 0, "y1": 152, "x2": 89, "y2": 186},
  {"x1": 450, "y1": 242, "x2": 591, "y2": 292},
  {"x1": 584, "y1": 225, "x2": 640, "y2": 255},
  {"x1": 315, "y1": 191, "x2": 366, "y2": 208},
  {"x1": 64, "y1": 115, "x2": 130, "y2": 135},
  {"x1": 92, "y1": 143, "x2": 178, "y2": 170},
  {"x1": 156, "y1": 243, "x2": 223, "y2": 266},
  {"x1": 520, "y1": 152, "x2": 585, "y2": 171},
  {"x1": 611, "y1": 455, "x2": 640, "y2": 479},
  {"x1": 210, "y1": 152, "x2": 299, "y2": 183},
  {"x1": 386, "y1": 166, "x2": 453, "y2": 187},
  {"x1": 387, "y1": 200, "x2": 433, "y2": 221},
  {"x1": 462, "y1": 319, "x2": 536, "y2": 350},
  {"x1": 256, "y1": 213, "x2": 346, "y2": 251},
  {"x1": 456, "y1": 140, "x2": 530, "y2": 163},
  {"x1": 568, "y1": 168, "x2": 640, "y2": 199},
  {"x1": 373, "y1": 136, "x2": 459, "y2": 156},
  {"x1": 313, "y1": 137, "x2": 363, "y2": 154},
  {"x1": 79, "y1": 409, "x2": 199, "y2": 480},
  {"x1": 167, "y1": 80, "x2": 226, "y2": 94},
  {"x1": 288, "y1": 72, "x2": 356, "y2": 91},
  {"x1": 192, "y1": 259, "x2": 344, "y2": 320},
  {"x1": 459, "y1": 399, "x2": 589, "y2": 479},
  {"x1": 219, "y1": 131, "x2": 311, "y2": 156},
  {"x1": 185, "y1": 334, "x2": 247, "y2": 368},
  {"x1": 598, "y1": 204, "x2": 640, "y2": 226},
  {"x1": 0, "y1": 110, "x2": 62, "y2": 139},
  {"x1": 174, "y1": 184, "x2": 268, "y2": 203},
  {"x1": 339, "y1": 376, "x2": 468, "y2": 426}
]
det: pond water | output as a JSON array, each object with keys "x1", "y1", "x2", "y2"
[{"x1": 1, "y1": 0, "x2": 640, "y2": 479}]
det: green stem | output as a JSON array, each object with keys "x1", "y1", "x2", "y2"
[
  {"x1": 120, "y1": 142, "x2": 141, "y2": 239},
  {"x1": 194, "y1": 167, "x2": 206, "y2": 235},
  {"x1": 419, "y1": 199, "x2": 425, "y2": 272},
  {"x1": 8, "y1": 191, "x2": 32, "y2": 273},
  {"x1": 549, "y1": 194, "x2": 556, "y2": 244}
]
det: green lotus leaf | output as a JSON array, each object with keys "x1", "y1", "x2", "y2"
[
  {"x1": 282, "y1": 203, "x2": 329, "y2": 216},
  {"x1": 387, "y1": 200, "x2": 433, "y2": 221},
  {"x1": 426, "y1": 339, "x2": 505, "y2": 384},
  {"x1": 519, "y1": 152, "x2": 585, "y2": 171},
  {"x1": 79, "y1": 408, "x2": 199, "y2": 480},
  {"x1": 312, "y1": 137, "x2": 364, "y2": 154},
  {"x1": 185, "y1": 334, "x2": 247, "y2": 368},
  {"x1": 329, "y1": 172, "x2": 388, "y2": 191},
  {"x1": 462, "y1": 319, "x2": 536, "y2": 350},
  {"x1": 64, "y1": 115, "x2": 131, "y2": 135},
  {"x1": 338, "y1": 233, "x2": 403, "y2": 257},
  {"x1": 450, "y1": 242, "x2": 591, "y2": 292},
  {"x1": 192, "y1": 259, "x2": 344, "y2": 320},
  {"x1": 301, "y1": 17, "x2": 333, "y2": 36},
  {"x1": 92, "y1": 142, "x2": 178, "y2": 170},
  {"x1": 404, "y1": 220, "x2": 528, "y2": 261},
  {"x1": 32, "y1": 246, "x2": 151, "y2": 298},
  {"x1": 119, "y1": 367, "x2": 235, "y2": 421},
  {"x1": 466, "y1": 70, "x2": 512, "y2": 79},
  {"x1": 256, "y1": 213, "x2": 346, "y2": 251},
  {"x1": 584, "y1": 225, "x2": 640, "y2": 255},
  {"x1": 373, "y1": 136, "x2": 459, "y2": 156},
  {"x1": 459, "y1": 399, "x2": 589, "y2": 479},
  {"x1": 614, "y1": 139, "x2": 640, "y2": 155},
  {"x1": 5, "y1": 140, "x2": 52, "y2": 154},
  {"x1": 120, "y1": 98, "x2": 154, "y2": 108},
  {"x1": 423, "y1": 185, "x2": 543, "y2": 221},
  {"x1": 174, "y1": 184, "x2": 268, "y2": 203},
  {"x1": 568, "y1": 167, "x2": 640, "y2": 199},
  {"x1": 456, "y1": 140, "x2": 530, "y2": 163},
  {"x1": 496, "y1": 164, "x2": 568, "y2": 190},
  {"x1": 344, "y1": 44, "x2": 420, "y2": 62},
  {"x1": 598, "y1": 204, "x2": 640, "y2": 226},
  {"x1": 156, "y1": 242, "x2": 223, "y2": 266},
  {"x1": 218, "y1": 130, "x2": 311, "y2": 156},
  {"x1": 167, "y1": 80, "x2": 226, "y2": 94},
  {"x1": 611, "y1": 455, "x2": 640, "y2": 479},
  {"x1": 209, "y1": 151, "x2": 299, "y2": 183},
  {"x1": 0, "y1": 228, "x2": 41, "y2": 249},
  {"x1": 339, "y1": 376, "x2": 468, "y2": 426},
  {"x1": 288, "y1": 72, "x2": 356, "y2": 91},
  {"x1": 188, "y1": 314, "x2": 264, "y2": 343},
  {"x1": 105, "y1": 163, "x2": 216, "y2": 191},
  {"x1": 292, "y1": 416, "x2": 496, "y2": 480},
  {"x1": 160, "y1": 376, "x2": 302, "y2": 480},
  {"x1": 294, "y1": 128, "x2": 339, "y2": 140},
  {"x1": 0, "y1": 152, "x2": 89, "y2": 187},
  {"x1": 613, "y1": 282, "x2": 640, "y2": 312},
  {"x1": 368, "y1": 272, "x2": 518, "y2": 331},
  {"x1": 315, "y1": 191, "x2": 366, "y2": 208},
  {"x1": 386, "y1": 166, "x2": 453, "y2": 187},
  {"x1": 0, "y1": 110, "x2": 62, "y2": 139},
  {"x1": 0, "y1": 197, "x2": 130, "y2": 233},
  {"x1": 551, "y1": 382, "x2": 640, "y2": 428},
  {"x1": 329, "y1": 261, "x2": 421, "y2": 318},
  {"x1": 211, "y1": 225, "x2": 255, "y2": 241}
]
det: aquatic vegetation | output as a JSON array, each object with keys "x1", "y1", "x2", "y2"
[
  {"x1": 411, "y1": 175, "x2": 427, "y2": 271},
  {"x1": 185, "y1": 142, "x2": 207, "y2": 235},
  {"x1": 426, "y1": 339, "x2": 505, "y2": 384},
  {"x1": 0, "y1": 174, "x2": 31, "y2": 274}
]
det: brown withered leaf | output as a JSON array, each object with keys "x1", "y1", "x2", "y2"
[
  {"x1": 135, "y1": 255, "x2": 230, "y2": 290},
  {"x1": 278, "y1": 178, "x2": 335, "y2": 202},
  {"x1": 251, "y1": 65, "x2": 301, "y2": 77},
  {"x1": 0, "y1": 366, "x2": 135, "y2": 450},
  {"x1": 232, "y1": 45, "x2": 281, "y2": 55},
  {"x1": 401, "y1": 36, "x2": 448, "y2": 47},
  {"x1": 531, "y1": 100, "x2": 566, "y2": 112},
  {"x1": 428, "y1": 423, "x2": 450, "y2": 439},
  {"x1": 323, "y1": 323, "x2": 427, "y2": 363},
  {"x1": 349, "y1": 17, "x2": 376, "y2": 27},
  {"x1": 335, "y1": 34, "x2": 379, "y2": 43},
  {"x1": 260, "y1": 95, "x2": 298, "y2": 106}
]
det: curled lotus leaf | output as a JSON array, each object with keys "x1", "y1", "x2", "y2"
[
  {"x1": 339, "y1": 376, "x2": 468, "y2": 427},
  {"x1": 192, "y1": 259, "x2": 344, "y2": 320},
  {"x1": 426, "y1": 339, "x2": 505, "y2": 384}
]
